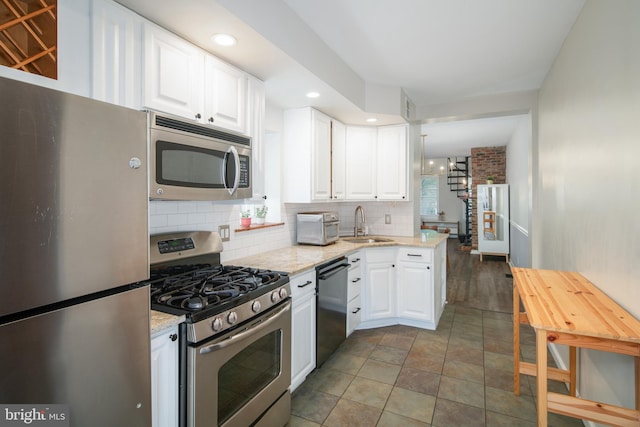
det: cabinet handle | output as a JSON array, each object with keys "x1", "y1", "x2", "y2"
[
  {"x1": 392, "y1": 264, "x2": 395, "y2": 268},
  {"x1": 263, "y1": 195, "x2": 267, "y2": 200},
  {"x1": 351, "y1": 258, "x2": 360, "y2": 263},
  {"x1": 170, "y1": 334, "x2": 178, "y2": 342},
  {"x1": 352, "y1": 307, "x2": 361, "y2": 314},
  {"x1": 407, "y1": 254, "x2": 423, "y2": 257},
  {"x1": 208, "y1": 117, "x2": 214, "y2": 123},
  {"x1": 195, "y1": 113, "x2": 202, "y2": 119},
  {"x1": 297, "y1": 280, "x2": 313, "y2": 288},
  {"x1": 426, "y1": 266, "x2": 430, "y2": 270},
  {"x1": 351, "y1": 277, "x2": 361, "y2": 283}
]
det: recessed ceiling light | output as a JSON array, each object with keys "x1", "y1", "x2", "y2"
[
  {"x1": 306, "y1": 91, "x2": 320, "y2": 98},
  {"x1": 211, "y1": 33, "x2": 237, "y2": 46},
  {"x1": 366, "y1": 118, "x2": 378, "y2": 123}
]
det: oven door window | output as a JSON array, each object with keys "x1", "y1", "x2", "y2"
[
  {"x1": 325, "y1": 222, "x2": 339, "y2": 240},
  {"x1": 218, "y1": 330, "x2": 282, "y2": 425},
  {"x1": 156, "y1": 140, "x2": 235, "y2": 189}
]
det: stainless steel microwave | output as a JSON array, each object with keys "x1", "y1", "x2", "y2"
[{"x1": 148, "y1": 111, "x2": 252, "y2": 201}]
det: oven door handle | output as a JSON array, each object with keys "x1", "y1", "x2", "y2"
[{"x1": 199, "y1": 301, "x2": 290, "y2": 355}]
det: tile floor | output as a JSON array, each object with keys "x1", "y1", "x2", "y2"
[{"x1": 288, "y1": 305, "x2": 585, "y2": 426}]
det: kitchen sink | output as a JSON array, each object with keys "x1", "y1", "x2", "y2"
[{"x1": 341, "y1": 237, "x2": 394, "y2": 244}]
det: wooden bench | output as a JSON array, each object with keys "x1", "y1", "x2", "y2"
[{"x1": 512, "y1": 268, "x2": 640, "y2": 426}]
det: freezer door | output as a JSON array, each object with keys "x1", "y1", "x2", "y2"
[
  {"x1": 0, "y1": 77, "x2": 149, "y2": 316},
  {"x1": 0, "y1": 286, "x2": 151, "y2": 427}
]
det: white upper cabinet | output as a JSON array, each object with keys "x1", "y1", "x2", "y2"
[
  {"x1": 376, "y1": 124, "x2": 408, "y2": 200},
  {"x1": 345, "y1": 126, "x2": 378, "y2": 200},
  {"x1": 143, "y1": 22, "x2": 204, "y2": 120},
  {"x1": 282, "y1": 107, "x2": 332, "y2": 202},
  {"x1": 248, "y1": 77, "x2": 266, "y2": 200},
  {"x1": 91, "y1": 0, "x2": 143, "y2": 109},
  {"x1": 143, "y1": 22, "x2": 250, "y2": 135},
  {"x1": 331, "y1": 120, "x2": 346, "y2": 200},
  {"x1": 203, "y1": 55, "x2": 248, "y2": 134}
]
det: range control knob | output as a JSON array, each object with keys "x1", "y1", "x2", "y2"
[
  {"x1": 251, "y1": 301, "x2": 261, "y2": 313},
  {"x1": 279, "y1": 288, "x2": 288, "y2": 299},
  {"x1": 211, "y1": 317, "x2": 223, "y2": 331},
  {"x1": 227, "y1": 311, "x2": 238, "y2": 325},
  {"x1": 270, "y1": 291, "x2": 280, "y2": 303}
]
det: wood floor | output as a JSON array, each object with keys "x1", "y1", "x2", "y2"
[{"x1": 445, "y1": 239, "x2": 513, "y2": 313}]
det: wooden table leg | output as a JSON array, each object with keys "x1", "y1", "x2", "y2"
[
  {"x1": 536, "y1": 329, "x2": 548, "y2": 427},
  {"x1": 569, "y1": 346, "x2": 577, "y2": 396},
  {"x1": 634, "y1": 356, "x2": 640, "y2": 411},
  {"x1": 513, "y1": 282, "x2": 521, "y2": 395}
]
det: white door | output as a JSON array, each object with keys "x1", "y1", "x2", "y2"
[
  {"x1": 331, "y1": 119, "x2": 346, "y2": 200},
  {"x1": 364, "y1": 261, "x2": 395, "y2": 320},
  {"x1": 204, "y1": 55, "x2": 248, "y2": 133},
  {"x1": 311, "y1": 110, "x2": 332, "y2": 200},
  {"x1": 345, "y1": 126, "x2": 377, "y2": 200},
  {"x1": 151, "y1": 327, "x2": 179, "y2": 427},
  {"x1": 377, "y1": 124, "x2": 408, "y2": 200},
  {"x1": 291, "y1": 293, "x2": 316, "y2": 391},
  {"x1": 397, "y1": 261, "x2": 434, "y2": 322}
]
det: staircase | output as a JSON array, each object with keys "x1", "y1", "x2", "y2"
[{"x1": 447, "y1": 156, "x2": 472, "y2": 245}]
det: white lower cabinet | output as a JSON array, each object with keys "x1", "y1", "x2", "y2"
[
  {"x1": 150, "y1": 326, "x2": 179, "y2": 427},
  {"x1": 362, "y1": 248, "x2": 396, "y2": 322},
  {"x1": 290, "y1": 270, "x2": 316, "y2": 392},
  {"x1": 397, "y1": 249, "x2": 434, "y2": 322},
  {"x1": 359, "y1": 244, "x2": 445, "y2": 330}
]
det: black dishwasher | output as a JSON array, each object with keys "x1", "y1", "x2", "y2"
[{"x1": 316, "y1": 256, "x2": 350, "y2": 367}]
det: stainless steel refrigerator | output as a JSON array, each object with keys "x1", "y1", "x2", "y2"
[{"x1": 0, "y1": 77, "x2": 151, "y2": 426}]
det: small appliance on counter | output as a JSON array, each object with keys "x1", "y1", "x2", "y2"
[{"x1": 296, "y1": 212, "x2": 340, "y2": 246}]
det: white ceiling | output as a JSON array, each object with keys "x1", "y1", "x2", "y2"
[{"x1": 115, "y1": 0, "x2": 584, "y2": 155}]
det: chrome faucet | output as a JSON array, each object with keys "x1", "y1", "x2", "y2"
[{"x1": 354, "y1": 205, "x2": 366, "y2": 237}]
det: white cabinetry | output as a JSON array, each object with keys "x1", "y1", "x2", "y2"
[
  {"x1": 283, "y1": 107, "x2": 332, "y2": 202},
  {"x1": 150, "y1": 326, "x2": 179, "y2": 427},
  {"x1": 248, "y1": 77, "x2": 266, "y2": 200},
  {"x1": 290, "y1": 270, "x2": 316, "y2": 392},
  {"x1": 346, "y1": 252, "x2": 362, "y2": 335},
  {"x1": 358, "y1": 243, "x2": 446, "y2": 331},
  {"x1": 143, "y1": 23, "x2": 249, "y2": 134},
  {"x1": 143, "y1": 23, "x2": 203, "y2": 120},
  {"x1": 331, "y1": 120, "x2": 347, "y2": 200},
  {"x1": 362, "y1": 248, "x2": 396, "y2": 321},
  {"x1": 376, "y1": 124, "x2": 408, "y2": 200},
  {"x1": 91, "y1": 0, "x2": 142, "y2": 109},
  {"x1": 396, "y1": 248, "x2": 434, "y2": 322},
  {"x1": 203, "y1": 55, "x2": 248, "y2": 134},
  {"x1": 345, "y1": 126, "x2": 378, "y2": 200},
  {"x1": 342, "y1": 124, "x2": 408, "y2": 201}
]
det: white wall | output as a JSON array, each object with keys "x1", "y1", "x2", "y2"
[
  {"x1": 506, "y1": 114, "x2": 532, "y2": 267},
  {"x1": 535, "y1": 0, "x2": 640, "y2": 414}
]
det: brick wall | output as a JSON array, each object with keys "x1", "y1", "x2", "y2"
[{"x1": 470, "y1": 146, "x2": 506, "y2": 249}]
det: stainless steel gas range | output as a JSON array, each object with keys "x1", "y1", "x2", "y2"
[{"x1": 146, "y1": 231, "x2": 291, "y2": 427}]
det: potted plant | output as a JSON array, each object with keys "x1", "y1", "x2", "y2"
[
  {"x1": 253, "y1": 206, "x2": 268, "y2": 225},
  {"x1": 486, "y1": 176, "x2": 495, "y2": 185},
  {"x1": 240, "y1": 210, "x2": 252, "y2": 227}
]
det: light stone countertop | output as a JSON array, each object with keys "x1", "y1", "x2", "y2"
[
  {"x1": 150, "y1": 310, "x2": 185, "y2": 335},
  {"x1": 227, "y1": 234, "x2": 448, "y2": 275},
  {"x1": 149, "y1": 234, "x2": 448, "y2": 334}
]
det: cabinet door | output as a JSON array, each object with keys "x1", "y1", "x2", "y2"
[
  {"x1": 312, "y1": 110, "x2": 332, "y2": 200},
  {"x1": 377, "y1": 124, "x2": 408, "y2": 200},
  {"x1": 345, "y1": 126, "x2": 377, "y2": 200},
  {"x1": 91, "y1": 0, "x2": 142, "y2": 109},
  {"x1": 397, "y1": 261, "x2": 434, "y2": 322},
  {"x1": 143, "y1": 23, "x2": 203, "y2": 119},
  {"x1": 204, "y1": 55, "x2": 248, "y2": 134},
  {"x1": 331, "y1": 119, "x2": 346, "y2": 200},
  {"x1": 291, "y1": 293, "x2": 316, "y2": 392},
  {"x1": 364, "y1": 260, "x2": 395, "y2": 320},
  {"x1": 151, "y1": 326, "x2": 179, "y2": 427}
]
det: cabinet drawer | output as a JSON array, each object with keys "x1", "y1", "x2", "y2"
[
  {"x1": 397, "y1": 247, "x2": 434, "y2": 263},
  {"x1": 290, "y1": 270, "x2": 316, "y2": 299},
  {"x1": 348, "y1": 267, "x2": 362, "y2": 301},
  {"x1": 347, "y1": 294, "x2": 362, "y2": 336},
  {"x1": 347, "y1": 251, "x2": 362, "y2": 270}
]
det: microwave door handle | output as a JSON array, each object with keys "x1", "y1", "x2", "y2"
[{"x1": 225, "y1": 146, "x2": 240, "y2": 195}]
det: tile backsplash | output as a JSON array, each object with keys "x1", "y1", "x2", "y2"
[{"x1": 149, "y1": 200, "x2": 415, "y2": 262}]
